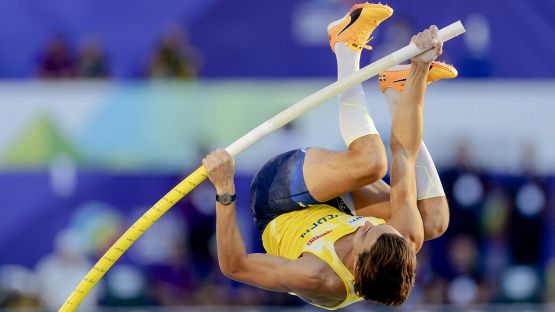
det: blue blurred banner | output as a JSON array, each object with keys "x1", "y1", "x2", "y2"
[
  {"x1": 0, "y1": 170, "x2": 553, "y2": 266},
  {"x1": 0, "y1": 0, "x2": 553, "y2": 78},
  {"x1": 0, "y1": 172, "x2": 257, "y2": 267}
]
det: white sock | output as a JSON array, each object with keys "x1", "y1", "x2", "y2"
[
  {"x1": 336, "y1": 43, "x2": 378, "y2": 147},
  {"x1": 384, "y1": 90, "x2": 446, "y2": 200}
]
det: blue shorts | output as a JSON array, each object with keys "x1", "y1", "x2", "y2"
[{"x1": 250, "y1": 148, "x2": 354, "y2": 231}]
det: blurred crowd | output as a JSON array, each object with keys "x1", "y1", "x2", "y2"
[
  {"x1": 33, "y1": 10, "x2": 494, "y2": 81},
  {"x1": 412, "y1": 141, "x2": 551, "y2": 306},
  {"x1": 37, "y1": 28, "x2": 199, "y2": 80}
]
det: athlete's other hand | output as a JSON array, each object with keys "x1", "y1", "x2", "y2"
[
  {"x1": 411, "y1": 25, "x2": 442, "y2": 64},
  {"x1": 203, "y1": 149, "x2": 236, "y2": 193}
]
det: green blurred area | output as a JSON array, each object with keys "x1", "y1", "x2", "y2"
[
  {"x1": 0, "y1": 80, "x2": 333, "y2": 171},
  {"x1": 4, "y1": 115, "x2": 80, "y2": 166}
]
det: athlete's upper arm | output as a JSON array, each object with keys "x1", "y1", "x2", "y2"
[{"x1": 222, "y1": 253, "x2": 319, "y2": 293}]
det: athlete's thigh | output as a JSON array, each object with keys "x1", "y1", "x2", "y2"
[
  {"x1": 351, "y1": 179, "x2": 391, "y2": 220},
  {"x1": 303, "y1": 135, "x2": 385, "y2": 202}
]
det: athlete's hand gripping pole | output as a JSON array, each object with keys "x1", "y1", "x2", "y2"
[{"x1": 60, "y1": 21, "x2": 465, "y2": 312}]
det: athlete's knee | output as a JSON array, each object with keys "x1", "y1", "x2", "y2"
[
  {"x1": 422, "y1": 197, "x2": 450, "y2": 240},
  {"x1": 424, "y1": 216, "x2": 449, "y2": 240},
  {"x1": 368, "y1": 154, "x2": 388, "y2": 181},
  {"x1": 349, "y1": 138, "x2": 387, "y2": 182},
  {"x1": 350, "y1": 151, "x2": 387, "y2": 185}
]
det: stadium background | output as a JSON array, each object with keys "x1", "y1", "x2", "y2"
[{"x1": 1, "y1": 0, "x2": 554, "y2": 310}]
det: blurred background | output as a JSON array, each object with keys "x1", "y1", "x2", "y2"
[{"x1": 0, "y1": 0, "x2": 554, "y2": 311}]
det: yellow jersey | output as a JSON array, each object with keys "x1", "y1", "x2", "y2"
[{"x1": 261, "y1": 204, "x2": 385, "y2": 310}]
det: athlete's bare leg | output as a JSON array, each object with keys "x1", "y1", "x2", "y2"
[
  {"x1": 304, "y1": 17, "x2": 389, "y2": 203},
  {"x1": 304, "y1": 135, "x2": 387, "y2": 202}
]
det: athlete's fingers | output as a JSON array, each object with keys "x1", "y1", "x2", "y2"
[
  {"x1": 202, "y1": 158, "x2": 214, "y2": 176},
  {"x1": 211, "y1": 150, "x2": 223, "y2": 165},
  {"x1": 203, "y1": 154, "x2": 216, "y2": 171},
  {"x1": 430, "y1": 25, "x2": 439, "y2": 40},
  {"x1": 215, "y1": 148, "x2": 230, "y2": 161},
  {"x1": 418, "y1": 32, "x2": 426, "y2": 49},
  {"x1": 215, "y1": 149, "x2": 234, "y2": 169},
  {"x1": 411, "y1": 35, "x2": 416, "y2": 46},
  {"x1": 433, "y1": 39, "x2": 443, "y2": 55},
  {"x1": 422, "y1": 29, "x2": 433, "y2": 49}
]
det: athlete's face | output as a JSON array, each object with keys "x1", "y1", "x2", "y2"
[{"x1": 352, "y1": 221, "x2": 403, "y2": 256}]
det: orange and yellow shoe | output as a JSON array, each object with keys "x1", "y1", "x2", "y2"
[
  {"x1": 327, "y1": 3, "x2": 393, "y2": 53},
  {"x1": 378, "y1": 61, "x2": 458, "y2": 92}
]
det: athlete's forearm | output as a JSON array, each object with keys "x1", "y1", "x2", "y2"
[
  {"x1": 390, "y1": 62, "x2": 429, "y2": 158},
  {"x1": 403, "y1": 62, "x2": 429, "y2": 109},
  {"x1": 201, "y1": 148, "x2": 247, "y2": 276},
  {"x1": 214, "y1": 182, "x2": 250, "y2": 278}
]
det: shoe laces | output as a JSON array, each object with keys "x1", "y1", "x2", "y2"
[{"x1": 347, "y1": 15, "x2": 379, "y2": 50}]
